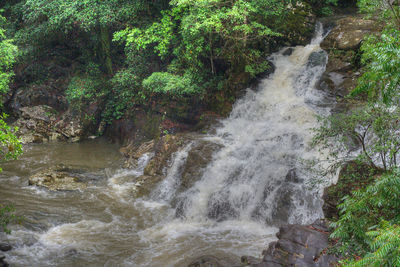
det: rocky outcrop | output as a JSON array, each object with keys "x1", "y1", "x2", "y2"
[
  {"x1": 29, "y1": 165, "x2": 88, "y2": 191},
  {"x1": 319, "y1": 15, "x2": 380, "y2": 111},
  {"x1": 252, "y1": 220, "x2": 338, "y2": 267},
  {"x1": 120, "y1": 134, "x2": 191, "y2": 197},
  {"x1": 13, "y1": 105, "x2": 84, "y2": 144},
  {"x1": 120, "y1": 133, "x2": 223, "y2": 199}
]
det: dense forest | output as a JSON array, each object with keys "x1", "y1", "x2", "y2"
[
  {"x1": 0, "y1": 0, "x2": 353, "y2": 127},
  {"x1": 0, "y1": 0, "x2": 400, "y2": 266}
]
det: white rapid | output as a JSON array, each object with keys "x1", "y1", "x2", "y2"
[
  {"x1": 174, "y1": 23, "x2": 332, "y2": 225},
  {"x1": 0, "y1": 24, "x2": 334, "y2": 267}
]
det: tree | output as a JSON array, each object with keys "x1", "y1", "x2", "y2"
[
  {"x1": 350, "y1": 28, "x2": 400, "y2": 104},
  {"x1": 0, "y1": 13, "x2": 17, "y2": 98},
  {"x1": 312, "y1": 104, "x2": 400, "y2": 171},
  {"x1": 18, "y1": 0, "x2": 169, "y2": 75},
  {"x1": 114, "y1": 0, "x2": 290, "y2": 96}
]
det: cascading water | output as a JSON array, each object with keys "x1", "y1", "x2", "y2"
[
  {"x1": 163, "y1": 23, "x2": 332, "y2": 225},
  {"x1": 1, "y1": 23, "x2": 334, "y2": 266}
]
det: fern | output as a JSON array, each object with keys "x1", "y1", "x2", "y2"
[
  {"x1": 332, "y1": 169, "x2": 400, "y2": 257},
  {"x1": 344, "y1": 223, "x2": 400, "y2": 267}
]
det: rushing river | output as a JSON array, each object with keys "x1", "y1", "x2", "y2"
[{"x1": 1, "y1": 24, "x2": 334, "y2": 266}]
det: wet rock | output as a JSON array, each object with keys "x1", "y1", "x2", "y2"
[
  {"x1": 29, "y1": 165, "x2": 87, "y2": 191},
  {"x1": 188, "y1": 255, "x2": 238, "y2": 267},
  {"x1": 321, "y1": 16, "x2": 378, "y2": 51},
  {"x1": 54, "y1": 109, "x2": 84, "y2": 141},
  {"x1": 207, "y1": 198, "x2": 238, "y2": 222},
  {"x1": 285, "y1": 169, "x2": 302, "y2": 183},
  {"x1": 253, "y1": 220, "x2": 335, "y2": 267},
  {"x1": 194, "y1": 113, "x2": 224, "y2": 133},
  {"x1": 128, "y1": 134, "x2": 191, "y2": 197},
  {"x1": 282, "y1": 47, "x2": 294, "y2": 56},
  {"x1": 143, "y1": 135, "x2": 190, "y2": 176},
  {"x1": 106, "y1": 109, "x2": 193, "y2": 145},
  {"x1": 307, "y1": 51, "x2": 327, "y2": 68},
  {"x1": 188, "y1": 256, "x2": 222, "y2": 267},
  {"x1": 270, "y1": 186, "x2": 294, "y2": 225},
  {"x1": 0, "y1": 244, "x2": 11, "y2": 252},
  {"x1": 241, "y1": 255, "x2": 260, "y2": 266},
  {"x1": 0, "y1": 255, "x2": 9, "y2": 267},
  {"x1": 13, "y1": 105, "x2": 84, "y2": 144},
  {"x1": 180, "y1": 140, "x2": 222, "y2": 193}
]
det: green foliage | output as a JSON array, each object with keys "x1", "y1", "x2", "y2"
[
  {"x1": 0, "y1": 15, "x2": 22, "y2": 169},
  {"x1": 357, "y1": 0, "x2": 400, "y2": 27},
  {"x1": 351, "y1": 28, "x2": 400, "y2": 104},
  {"x1": 115, "y1": 0, "x2": 288, "y2": 96},
  {"x1": 331, "y1": 170, "x2": 400, "y2": 260},
  {"x1": 0, "y1": 204, "x2": 21, "y2": 234},
  {"x1": 313, "y1": 104, "x2": 400, "y2": 171},
  {"x1": 102, "y1": 68, "x2": 141, "y2": 123},
  {"x1": 306, "y1": 0, "x2": 338, "y2": 15},
  {"x1": 350, "y1": 0, "x2": 400, "y2": 104},
  {"x1": 66, "y1": 63, "x2": 105, "y2": 110},
  {"x1": 0, "y1": 14, "x2": 22, "y2": 235},
  {"x1": 0, "y1": 114, "x2": 22, "y2": 169},
  {"x1": 344, "y1": 222, "x2": 400, "y2": 267},
  {"x1": 0, "y1": 13, "x2": 17, "y2": 97},
  {"x1": 142, "y1": 71, "x2": 198, "y2": 95}
]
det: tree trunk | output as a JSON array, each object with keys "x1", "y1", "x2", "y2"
[{"x1": 100, "y1": 25, "x2": 113, "y2": 75}]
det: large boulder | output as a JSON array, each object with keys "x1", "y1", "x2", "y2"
[
  {"x1": 253, "y1": 220, "x2": 337, "y2": 267},
  {"x1": 29, "y1": 166, "x2": 88, "y2": 191},
  {"x1": 321, "y1": 16, "x2": 377, "y2": 51},
  {"x1": 0, "y1": 244, "x2": 11, "y2": 252}
]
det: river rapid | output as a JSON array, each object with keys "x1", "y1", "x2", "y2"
[{"x1": 1, "y1": 24, "x2": 334, "y2": 267}]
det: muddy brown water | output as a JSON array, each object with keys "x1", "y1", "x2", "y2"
[{"x1": 0, "y1": 139, "x2": 275, "y2": 266}]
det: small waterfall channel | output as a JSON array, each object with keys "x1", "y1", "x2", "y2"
[{"x1": 0, "y1": 24, "x2": 334, "y2": 266}]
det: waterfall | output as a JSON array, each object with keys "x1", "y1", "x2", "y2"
[
  {"x1": 163, "y1": 23, "x2": 332, "y2": 226},
  {"x1": 1, "y1": 23, "x2": 335, "y2": 267}
]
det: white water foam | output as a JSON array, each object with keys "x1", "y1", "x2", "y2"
[{"x1": 175, "y1": 23, "x2": 333, "y2": 225}]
